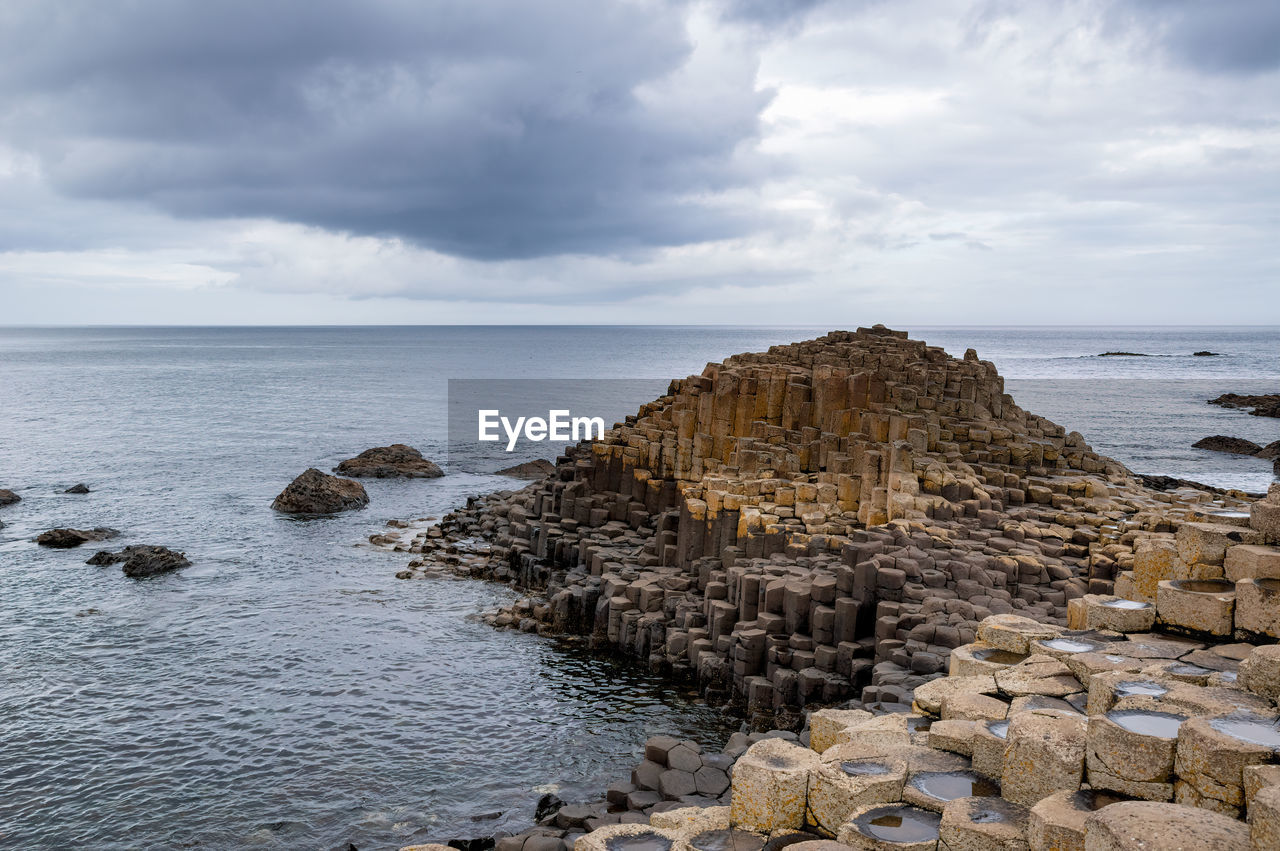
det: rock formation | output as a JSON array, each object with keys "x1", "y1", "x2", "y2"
[
  {"x1": 36, "y1": 527, "x2": 119, "y2": 548},
  {"x1": 1210, "y1": 393, "x2": 1280, "y2": 418},
  {"x1": 496, "y1": 459, "x2": 558, "y2": 479},
  {"x1": 396, "y1": 327, "x2": 1257, "y2": 728},
  {"x1": 87, "y1": 545, "x2": 191, "y2": 577},
  {"x1": 334, "y1": 444, "x2": 443, "y2": 478},
  {"x1": 0, "y1": 488, "x2": 19, "y2": 505},
  {"x1": 272, "y1": 468, "x2": 369, "y2": 514},
  {"x1": 1192, "y1": 436, "x2": 1263, "y2": 455},
  {"x1": 64, "y1": 483, "x2": 90, "y2": 494}
]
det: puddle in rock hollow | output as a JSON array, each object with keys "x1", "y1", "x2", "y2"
[
  {"x1": 842, "y1": 760, "x2": 893, "y2": 777},
  {"x1": 907, "y1": 716, "x2": 932, "y2": 733},
  {"x1": 1210, "y1": 715, "x2": 1280, "y2": 750},
  {"x1": 986, "y1": 720, "x2": 1010, "y2": 739},
  {"x1": 1041, "y1": 638, "x2": 1103, "y2": 653},
  {"x1": 606, "y1": 833, "x2": 674, "y2": 851},
  {"x1": 1256, "y1": 578, "x2": 1280, "y2": 593},
  {"x1": 760, "y1": 831, "x2": 822, "y2": 851},
  {"x1": 855, "y1": 805, "x2": 942, "y2": 843},
  {"x1": 1075, "y1": 789, "x2": 1131, "y2": 810},
  {"x1": 1101, "y1": 599, "x2": 1151, "y2": 609},
  {"x1": 1107, "y1": 709, "x2": 1188, "y2": 738},
  {"x1": 1169, "y1": 579, "x2": 1235, "y2": 594},
  {"x1": 1114, "y1": 681, "x2": 1169, "y2": 699},
  {"x1": 908, "y1": 770, "x2": 1000, "y2": 802},
  {"x1": 970, "y1": 806, "x2": 1008, "y2": 824},
  {"x1": 689, "y1": 829, "x2": 765, "y2": 851},
  {"x1": 973, "y1": 648, "x2": 1027, "y2": 665},
  {"x1": 1168, "y1": 663, "x2": 1212, "y2": 676}
]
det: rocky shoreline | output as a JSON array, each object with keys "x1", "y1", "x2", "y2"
[{"x1": 387, "y1": 327, "x2": 1278, "y2": 850}]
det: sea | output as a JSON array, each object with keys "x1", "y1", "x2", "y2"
[{"x1": 0, "y1": 326, "x2": 1276, "y2": 850}]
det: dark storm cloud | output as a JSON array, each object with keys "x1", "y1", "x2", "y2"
[
  {"x1": 0, "y1": 0, "x2": 778, "y2": 260},
  {"x1": 1122, "y1": 0, "x2": 1280, "y2": 74}
]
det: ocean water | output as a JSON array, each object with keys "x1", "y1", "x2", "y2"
[{"x1": 0, "y1": 325, "x2": 1277, "y2": 850}]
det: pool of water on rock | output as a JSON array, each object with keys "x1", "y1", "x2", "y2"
[
  {"x1": 855, "y1": 805, "x2": 942, "y2": 843},
  {"x1": 908, "y1": 771, "x2": 1000, "y2": 802},
  {"x1": 1210, "y1": 715, "x2": 1280, "y2": 749},
  {"x1": 1108, "y1": 709, "x2": 1188, "y2": 738}
]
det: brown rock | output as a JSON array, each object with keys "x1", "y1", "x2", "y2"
[
  {"x1": 334, "y1": 444, "x2": 443, "y2": 478},
  {"x1": 1082, "y1": 800, "x2": 1249, "y2": 850},
  {"x1": 36, "y1": 527, "x2": 119, "y2": 548},
  {"x1": 272, "y1": 468, "x2": 370, "y2": 513}
]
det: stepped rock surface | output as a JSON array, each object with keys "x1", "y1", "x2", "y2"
[{"x1": 396, "y1": 327, "x2": 1258, "y2": 729}]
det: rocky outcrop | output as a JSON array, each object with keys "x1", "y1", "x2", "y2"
[
  {"x1": 396, "y1": 327, "x2": 1256, "y2": 728},
  {"x1": 36, "y1": 527, "x2": 119, "y2": 548},
  {"x1": 495, "y1": 459, "x2": 557, "y2": 479},
  {"x1": 334, "y1": 444, "x2": 443, "y2": 478},
  {"x1": 1192, "y1": 435, "x2": 1262, "y2": 455},
  {"x1": 1209, "y1": 393, "x2": 1280, "y2": 418},
  {"x1": 1193, "y1": 351, "x2": 1219, "y2": 356},
  {"x1": 1098, "y1": 352, "x2": 1150, "y2": 357},
  {"x1": 64, "y1": 483, "x2": 90, "y2": 494},
  {"x1": 0, "y1": 488, "x2": 19, "y2": 506},
  {"x1": 87, "y1": 545, "x2": 191, "y2": 577},
  {"x1": 271, "y1": 468, "x2": 369, "y2": 514}
]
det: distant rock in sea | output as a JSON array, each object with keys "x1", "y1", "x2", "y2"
[
  {"x1": 1098, "y1": 351, "x2": 1150, "y2": 357},
  {"x1": 1193, "y1": 350, "x2": 1220, "y2": 356},
  {"x1": 64, "y1": 483, "x2": 90, "y2": 494},
  {"x1": 333, "y1": 444, "x2": 443, "y2": 478},
  {"x1": 87, "y1": 544, "x2": 191, "y2": 577},
  {"x1": 1208, "y1": 392, "x2": 1280, "y2": 418},
  {"x1": 494, "y1": 459, "x2": 556, "y2": 479},
  {"x1": 272, "y1": 468, "x2": 369, "y2": 514},
  {"x1": 1192, "y1": 435, "x2": 1263, "y2": 455},
  {"x1": 0, "y1": 488, "x2": 20, "y2": 506},
  {"x1": 36, "y1": 527, "x2": 120, "y2": 548}
]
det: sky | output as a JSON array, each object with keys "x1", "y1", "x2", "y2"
[{"x1": 0, "y1": 0, "x2": 1277, "y2": 325}]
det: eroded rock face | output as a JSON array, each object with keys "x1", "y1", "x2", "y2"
[
  {"x1": 271, "y1": 468, "x2": 369, "y2": 514},
  {"x1": 87, "y1": 545, "x2": 191, "y2": 577},
  {"x1": 333, "y1": 444, "x2": 443, "y2": 478},
  {"x1": 36, "y1": 527, "x2": 119, "y2": 548}
]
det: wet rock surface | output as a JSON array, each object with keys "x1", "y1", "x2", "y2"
[
  {"x1": 271, "y1": 468, "x2": 370, "y2": 514},
  {"x1": 86, "y1": 545, "x2": 191, "y2": 577},
  {"x1": 334, "y1": 444, "x2": 444, "y2": 478},
  {"x1": 1208, "y1": 392, "x2": 1280, "y2": 418},
  {"x1": 35, "y1": 527, "x2": 119, "y2": 548}
]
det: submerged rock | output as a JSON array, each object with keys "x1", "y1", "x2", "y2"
[
  {"x1": 1098, "y1": 351, "x2": 1150, "y2": 357},
  {"x1": 36, "y1": 527, "x2": 119, "y2": 548},
  {"x1": 495, "y1": 459, "x2": 557, "y2": 479},
  {"x1": 1192, "y1": 435, "x2": 1262, "y2": 455},
  {"x1": 0, "y1": 488, "x2": 19, "y2": 506},
  {"x1": 1193, "y1": 350, "x2": 1220, "y2": 356},
  {"x1": 64, "y1": 483, "x2": 90, "y2": 494},
  {"x1": 334, "y1": 444, "x2": 443, "y2": 478},
  {"x1": 87, "y1": 544, "x2": 191, "y2": 577},
  {"x1": 1209, "y1": 393, "x2": 1280, "y2": 418},
  {"x1": 272, "y1": 468, "x2": 369, "y2": 514}
]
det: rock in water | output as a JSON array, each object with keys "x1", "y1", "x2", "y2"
[
  {"x1": 494, "y1": 459, "x2": 557, "y2": 479},
  {"x1": 1208, "y1": 393, "x2": 1280, "y2": 418},
  {"x1": 272, "y1": 468, "x2": 369, "y2": 513},
  {"x1": 0, "y1": 488, "x2": 19, "y2": 505},
  {"x1": 36, "y1": 527, "x2": 119, "y2": 548},
  {"x1": 87, "y1": 545, "x2": 191, "y2": 577},
  {"x1": 64, "y1": 483, "x2": 90, "y2": 494},
  {"x1": 333, "y1": 444, "x2": 443, "y2": 478},
  {"x1": 1192, "y1": 350, "x2": 1219, "y2": 356},
  {"x1": 1192, "y1": 435, "x2": 1263, "y2": 455},
  {"x1": 1256, "y1": 440, "x2": 1280, "y2": 461}
]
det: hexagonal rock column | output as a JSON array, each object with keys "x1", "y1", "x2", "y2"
[
  {"x1": 1073, "y1": 595, "x2": 1156, "y2": 634},
  {"x1": 912, "y1": 674, "x2": 998, "y2": 717},
  {"x1": 1082, "y1": 801, "x2": 1249, "y2": 850},
  {"x1": 1155, "y1": 579, "x2": 1236, "y2": 637},
  {"x1": 1002, "y1": 710, "x2": 1087, "y2": 807},
  {"x1": 831, "y1": 714, "x2": 915, "y2": 752},
  {"x1": 729, "y1": 738, "x2": 820, "y2": 832},
  {"x1": 939, "y1": 796, "x2": 1030, "y2": 851},
  {"x1": 1225, "y1": 544, "x2": 1280, "y2": 582},
  {"x1": 1027, "y1": 789, "x2": 1126, "y2": 851},
  {"x1": 573, "y1": 824, "x2": 689, "y2": 851},
  {"x1": 995, "y1": 656, "x2": 1083, "y2": 699},
  {"x1": 1251, "y1": 784, "x2": 1280, "y2": 851},
  {"x1": 806, "y1": 750, "x2": 906, "y2": 836},
  {"x1": 1250, "y1": 487, "x2": 1280, "y2": 544},
  {"x1": 809, "y1": 708, "x2": 873, "y2": 754},
  {"x1": 1177, "y1": 521, "x2": 1261, "y2": 567},
  {"x1": 978, "y1": 615, "x2": 1065, "y2": 655},
  {"x1": 1239, "y1": 645, "x2": 1280, "y2": 703},
  {"x1": 837, "y1": 802, "x2": 942, "y2": 851},
  {"x1": 1236, "y1": 578, "x2": 1280, "y2": 640},
  {"x1": 1086, "y1": 709, "x2": 1187, "y2": 800},
  {"x1": 1175, "y1": 713, "x2": 1280, "y2": 815},
  {"x1": 971, "y1": 718, "x2": 1011, "y2": 779}
]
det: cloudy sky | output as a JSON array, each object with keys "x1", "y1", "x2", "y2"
[{"x1": 1, "y1": 0, "x2": 1276, "y2": 324}]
